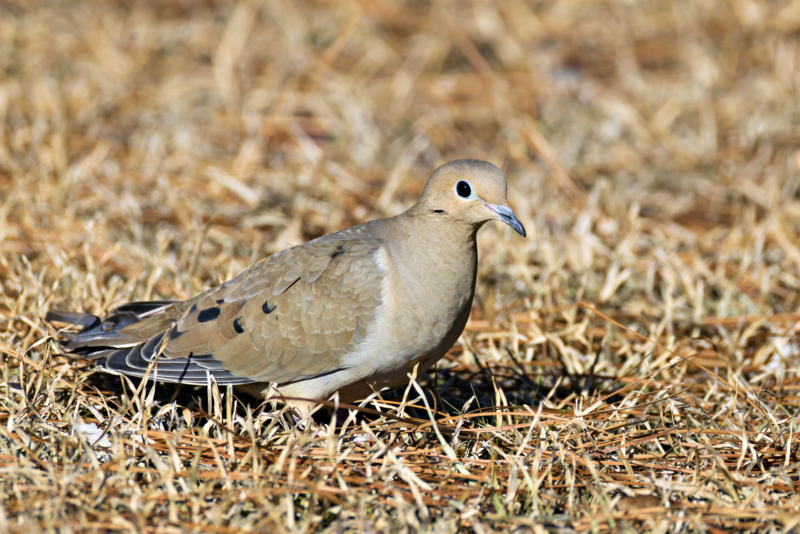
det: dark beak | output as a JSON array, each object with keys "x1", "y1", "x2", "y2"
[{"x1": 487, "y1": 204, "x2": 526, "y2": 237}]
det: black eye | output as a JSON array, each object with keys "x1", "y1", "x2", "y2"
[{"x1": 456, "y1": 181, "x2": 471, "y2": 198}]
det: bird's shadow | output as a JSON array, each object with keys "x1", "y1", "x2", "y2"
[{"x1": 73, "y1": 360, "x2": 618, "y2": 432}]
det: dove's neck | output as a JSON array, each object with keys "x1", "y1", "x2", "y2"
[
  {"x1": 370, "y1": 210, "x2": 479, "y2": 315},
  {"x1": 379, "y1": 209, "x2": 478, "y2": 271}
]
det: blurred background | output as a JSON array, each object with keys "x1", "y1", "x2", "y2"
[{"x1": 1, "y1": 0, "x2": 799, "y2": 323}]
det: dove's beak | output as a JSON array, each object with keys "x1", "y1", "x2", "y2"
[{"x1": 486, "y1": 204, "x2": 526, "y2": 237}]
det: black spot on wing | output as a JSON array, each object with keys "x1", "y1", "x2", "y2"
[
  {"x1": 432, "y1": 209, "x2": 446, "y2": 214},
  {"x1": 189, "y1": 303, "x2": 198, "y2": 314},
  {"x1": 330, "y1": 245, "x2": 346, "y2": 259},
  {"x1": 233, "y1": 317, "x2": 245, "y2": 334},
  {"x1": 197, "y1": 307, "x2": 221, "y2": 323},
  {"x1": 262, "y1": 301, "x2": 276, "y2": 314}
]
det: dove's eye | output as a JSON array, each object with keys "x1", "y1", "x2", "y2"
[{"x1": 456, "y1": 181, "x2": 472, "y2": 198}]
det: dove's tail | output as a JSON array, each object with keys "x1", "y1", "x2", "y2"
[{"x1": 45, "y1": 301, "x2": 179, "y2": 360}]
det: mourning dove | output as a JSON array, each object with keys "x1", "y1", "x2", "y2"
[{"x1": 47, "y1": 159, "x2": 526, "y2": 416}]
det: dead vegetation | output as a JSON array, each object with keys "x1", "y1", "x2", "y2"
[{"x1": 2, "y1": 0, "x2": 800, "y2": 532}]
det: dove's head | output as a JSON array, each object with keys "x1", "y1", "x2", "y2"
[{"x1": 417, "y1": 159, "x2": 526, "y2": 237}]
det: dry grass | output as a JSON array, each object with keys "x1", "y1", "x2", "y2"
[{"x1": 2, "y1": 0, "x2": 800, "y2": 532}]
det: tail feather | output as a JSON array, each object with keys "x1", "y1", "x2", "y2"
[
  {"x1": 45, "y1": 310, "x2": 102, "y2": 331},
  {"x1": 47, "y1": 309, "x2": 144, "y2": 354},
  {"x1": 47, "y1": 300, "x2": 255, "y2": 387},
  {"x1": 105, "y1": 346, "x2": 252, "y2": 385},
  {"x1": 111, "y1": 300, "x2": 178, "y2": 317}
]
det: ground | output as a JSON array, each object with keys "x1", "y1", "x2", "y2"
[{"x1": 2, "y1": 0, "x2": 800, "y2": 532}]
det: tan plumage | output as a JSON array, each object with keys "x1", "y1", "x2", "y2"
[{"x1": 47, "y1": 159, "x2": 526, "y2": 415}]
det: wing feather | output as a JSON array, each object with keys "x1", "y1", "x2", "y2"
[{"x1": 50, "y1": 228, "x2": 385, "y2": 391}]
